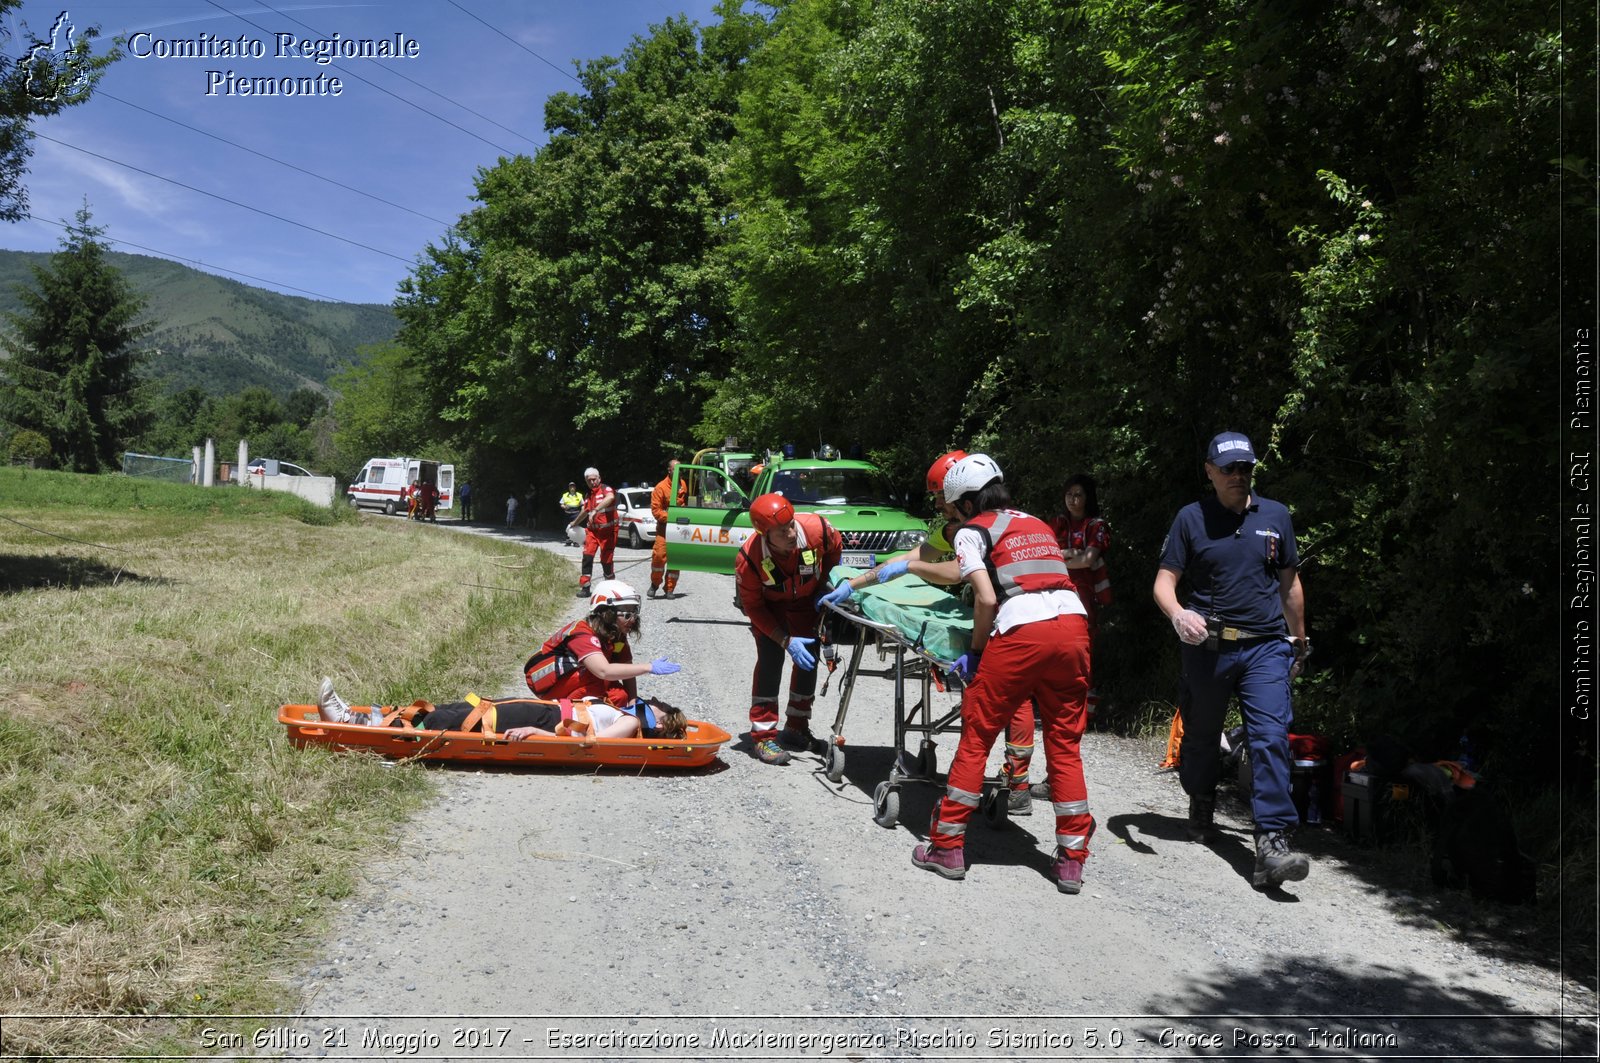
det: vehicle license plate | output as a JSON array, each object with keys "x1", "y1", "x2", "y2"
[{"x1": 841, "y1": 551, "x2": 876, "y2": 568}]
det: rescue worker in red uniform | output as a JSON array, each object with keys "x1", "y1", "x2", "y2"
[
  {"x1": 524, "y1": 579, "x2": 681, "y2": 706},
  {"x1": 911, "y1": 454, "x2": 1096, "y2": 893},
  {"x1": 735, "y1": 493, "x2": 844, "y2": 765},
  {"x1": 569, "y1": 466, "x2": 618, "y2": 598},
  {"x1": 649, "y1": 458, "x2": 687, "y2": 599}
]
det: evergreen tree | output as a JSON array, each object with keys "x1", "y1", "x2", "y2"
[{"x1": 1, "y1": 205, "x2": 150, "y2": 471}]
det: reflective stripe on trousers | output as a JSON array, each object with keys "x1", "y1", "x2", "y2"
[{"x1": 928, "y1": 614, "x2": 1093, "y2": 858}]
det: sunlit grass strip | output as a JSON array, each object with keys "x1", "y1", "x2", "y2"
[{"x1": 0, "y1": 468, "x2": 572, "y2": 1057}]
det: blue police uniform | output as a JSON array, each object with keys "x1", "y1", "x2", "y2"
[{"x1": 1158, "y1": 493, "x2": 1300, "y2": 832}]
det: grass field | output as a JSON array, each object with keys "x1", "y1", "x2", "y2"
[{"x1": 0, "y1": 468, "x2": 571, "y2": 1058}]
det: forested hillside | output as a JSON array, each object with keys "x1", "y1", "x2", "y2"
[
  {"x1": 0, "y1": 249, "x2": 397, "y2": 395},
  {"x1": 367, "y1": 0, "x2": 1594, "y2": 799}
]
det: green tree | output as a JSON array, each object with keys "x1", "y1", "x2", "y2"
[
  {"x1": 1, "y1": 5, "x2": 119, "y2": 220},
  {"x1": 1, "y1": 204, "x2": 149, "y2": 472},
  {"x1": 329, "y1": 341, "x2": 435, "y2": 476},
  {"x1": 395, "y1": 14, "x2": 749, "y2": 499},
  {"x1": 284, "y1": 387, "x2": 329, "y2": 428}
]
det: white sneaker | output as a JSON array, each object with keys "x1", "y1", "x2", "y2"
[{"x1": 318, "y1": 677, "x2": 355, "y2": 724}]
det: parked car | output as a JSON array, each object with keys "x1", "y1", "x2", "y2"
[
  {"x1": 565, "y1": 486, "x2": 657, "y2": 548},
  {"x1": 247, "y1": 458, "x2": 315, "y2": 477}
]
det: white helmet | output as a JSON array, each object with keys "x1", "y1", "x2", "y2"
[
  {"x1": 589, "y1": 579, "x2": 641, "y2": 610},
  {"x1": 943, "y1": 453, "x2": 1003, "y2": 503}
]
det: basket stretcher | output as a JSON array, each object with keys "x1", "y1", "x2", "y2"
[
  {"x1": 816, "y1": 567, "x2": 1015, "y2": 829},
  {"x1": 278, "y1": 702, "x2": 732, "y2": 769}
]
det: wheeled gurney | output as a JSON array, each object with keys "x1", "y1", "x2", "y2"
[{"x1": 817, "y1": 567, "x2": 1014, "y2": 829}]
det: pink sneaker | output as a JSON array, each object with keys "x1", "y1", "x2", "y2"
[
  {"x1": 911, "y1": 843, "x2": 966, "y2": 880},
  {"x1": 1054, "y1": 851, "x2": 1086, "y2": 894},
  {"x1": 1054, "y1": 815, "x2": 1095, "y2": 893}
]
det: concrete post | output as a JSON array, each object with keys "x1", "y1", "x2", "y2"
[
  {"x1": 237, "y1": 440, "x2": 249, "y2": 485},
  {"x1": 203, "y1": 439, "x2": 216, "y2": 487},
  {"x1": 192, "y1": 446, "x2": 203, "y2": 485}
]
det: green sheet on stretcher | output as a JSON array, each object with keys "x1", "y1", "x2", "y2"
[{"x1": 828, "y1": 566, "x2": 972, "y2": 663}]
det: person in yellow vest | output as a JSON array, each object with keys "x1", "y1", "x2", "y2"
[{"x1": 559, "y1": 482, "x2": 584, "y2": 533}]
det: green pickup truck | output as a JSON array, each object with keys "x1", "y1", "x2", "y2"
[{"x1": 665, "y1": 449, "x2": 929, "y2": 573}]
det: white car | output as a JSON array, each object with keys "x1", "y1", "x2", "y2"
[
  {"x1": 566, "y1": 486, "x2": 657, "y2": 548},
  {"x1": 247, "y1": 458, "x2": 315, "y2": 477}
]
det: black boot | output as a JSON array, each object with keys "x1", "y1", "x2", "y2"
[
  {"x1": 1253, "y1": 829, "x2": 1310, "y2": 888},
  {"x1": 1187, "y1": 792, "x2": 1216, "y2": 842}
]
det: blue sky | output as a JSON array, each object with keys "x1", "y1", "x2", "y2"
[{"x1": 8, "y1": 1, "x2": 724, "y2": 305}]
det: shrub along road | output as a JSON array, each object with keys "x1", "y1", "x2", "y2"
[{"x1": 279, "y1": 526, "x2": 1591, "y2": 1060}]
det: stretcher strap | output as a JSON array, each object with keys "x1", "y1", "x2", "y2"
[
  {"x1": 379, "y1": 699, "x2": 434, "y2": 728},
  {"x1": 462, "y1": 692, "x2": 495, "y2": 735}
]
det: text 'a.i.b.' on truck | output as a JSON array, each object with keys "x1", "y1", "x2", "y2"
[{"x1": 666, "y1": 442, "x2": 927, "y2": 573}]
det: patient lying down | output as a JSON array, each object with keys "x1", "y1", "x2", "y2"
[{"x1": 316, "y1": 677, "x2": 688, "y2": 742}]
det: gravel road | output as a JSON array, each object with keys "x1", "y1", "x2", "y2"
[{"x1": 273, "y1": 526, "x2": 1594, "y2": 1061}]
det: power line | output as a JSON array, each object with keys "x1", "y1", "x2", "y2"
[
  {"x1": 32, "y1": 132, "x2": 415, "y2": 264},
  {"x1": 24, "y1": 212, "x2": 365, "y2": 303},
  {"x1": 200, "y1": 0, "x2": 521, "y2": 158},
  {"x1": 99, "y1": 92, "x2": 456, "y2": 229},
  {"x1": 255, "y1": 0, "x2": 543, "y2": 149},
  {"x1": 444, "y1": 0, "x2": 585, "y2": 86}
]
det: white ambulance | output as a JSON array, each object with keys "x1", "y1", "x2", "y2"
[{"x1": 346, "y1": 457, "x2": 454, "y2": 516}]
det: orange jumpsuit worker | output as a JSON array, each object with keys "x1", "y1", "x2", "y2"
[
  {"x1": 735, "y1": 493, "x2": 843, "y2": 765},
  {"x1": 570, "y1": 466, "x2": 618, "y2": 598},
  {"x1": 649, "y1": 458, "x2": 687, "y2": 599}
]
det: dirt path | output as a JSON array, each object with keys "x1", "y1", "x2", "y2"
[{"x1": 274, "y1": 525, "x2": 1594, "y2": 1061}]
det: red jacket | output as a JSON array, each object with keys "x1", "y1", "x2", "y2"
[
  {"x1": 527, "y1": 619, "x2": 634, "y2": 705},
  {"x1": 583, "y1": 484, "x2": 617, "y2": 533},
  {"x1": 735, "y1": 512, "x2": 843, "y2": 644}
]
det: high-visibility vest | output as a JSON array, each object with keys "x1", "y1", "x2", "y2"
[
  {"x1": 740, "y1": 512, "x2": 833, "y2": 602},
  {"x1": 963, "y1": 509, "x2": 1074, "y2": 602}
]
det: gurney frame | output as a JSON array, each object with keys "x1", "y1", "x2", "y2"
[{"x1": 818, "y1": 602, "x2": 1012, "y2": 829}]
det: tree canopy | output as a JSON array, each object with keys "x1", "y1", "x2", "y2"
[{"x1": 377, "y1": 0, "x2": 1591, "y2": 783}]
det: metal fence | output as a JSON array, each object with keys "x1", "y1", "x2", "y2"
[{"x1": 121, "y1": 452, "x2": 194, "y2": 484}]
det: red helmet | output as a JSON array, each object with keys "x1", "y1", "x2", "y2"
[
  {"x1": 749, "y1": 493, "x2": 795, "y2": 534},
  {"x1": 926, "y1": 449, "x2": 969, "y2": 494}
]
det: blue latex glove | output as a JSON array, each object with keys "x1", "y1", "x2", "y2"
[
  {"x1": 875, "y1": 559, "x2": 910, "y2": 583},
  {"x1": 817, "y1": 583, "x2": 853, "y2": 610},
  {"x1": 649, "y1": 657, "x2": 681, "y2": 676},
  {"x1": 953, "y1": 649, "x2": 983, "y2": 682},
  {"x1": 786, "y1": 637, "x2": 818, "y2": 671}
]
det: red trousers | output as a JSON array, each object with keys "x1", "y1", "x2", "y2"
[
  {"x1": 931, "y1": 613, "x2": 1093, "y2": 858},
  {"x1": 748, "y1": 607, "x2": 819, "y2": 740},
  {"x1": 1003, "y1": 614, "x2": 1098, "y2": 783},
  {"x1": 580, "y1": 527, "x2": 617, "y2": 587}
]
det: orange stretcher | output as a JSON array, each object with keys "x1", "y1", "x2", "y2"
[{"x1": 278, "y1": 703, "x2": 732, "y2": 768}]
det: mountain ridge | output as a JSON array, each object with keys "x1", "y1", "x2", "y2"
[{"x1": 0, "y1": 249, "x2": 399, "y2": 396}]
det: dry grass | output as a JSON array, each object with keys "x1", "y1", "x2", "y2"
[{"x1": 0, "y1": 469, "x2": 572, "y2": 1058}]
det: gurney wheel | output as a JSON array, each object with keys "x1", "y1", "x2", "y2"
[
  {"x1": 980, "y1": 784, "x2": 1009, "y2": 827},
  {"x1": 824, "y1": 742, "x2": 846, "y2": 783},
  {"x1": 872, "y1": 781, "x2": 900, "y2": 828}
]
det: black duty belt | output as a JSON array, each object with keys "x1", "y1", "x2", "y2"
[{"x1": 1217, "y1": 626, "x2": 1282, "y2": 643}]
